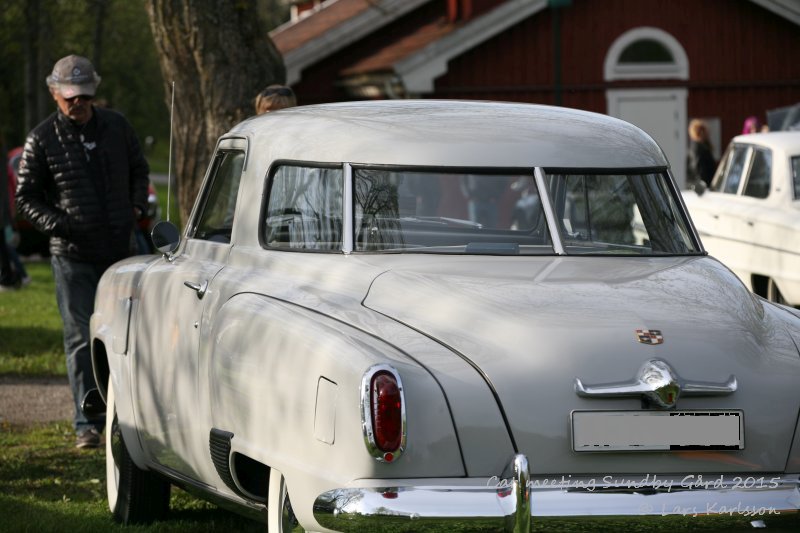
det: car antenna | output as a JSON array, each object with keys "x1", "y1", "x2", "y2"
[{"x1": 166, "y1": 80, "x2": 175, "y2": 223}]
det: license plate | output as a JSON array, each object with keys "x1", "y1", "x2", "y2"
[{"x1": 571, "y1": 410, "x2": 743, "y2": 452}]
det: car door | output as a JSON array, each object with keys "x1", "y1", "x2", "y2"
[
  {"x1": 696, "y1": 144, "x2": 756, "y2": 271},
  {"x1": 132, "y1": 139, "x2": 246, "y2": 481}
]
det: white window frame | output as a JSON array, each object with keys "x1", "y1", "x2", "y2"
[{"x1": 604, "y1": 27, "x2": 689, "y2": 81}]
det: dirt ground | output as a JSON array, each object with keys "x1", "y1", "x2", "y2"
[{"x1": 0, "y1": 375, "x2": 73, "y2": 428}]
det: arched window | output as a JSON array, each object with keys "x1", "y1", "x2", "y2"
[{"x1": 604, "y1": 27, "x2": 688, "y2": 81}]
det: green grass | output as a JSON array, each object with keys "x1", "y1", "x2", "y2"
[
  {"x1": 0, "y1": 261, "x2": 64, "y2": 376},
  {"x1": 0, "y1": 422, "x2": 262, "y2": 532}
]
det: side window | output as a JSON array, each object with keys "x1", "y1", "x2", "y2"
[
  {"x1": 792, "y1": 156, "x2": 800, "y2": 200},
  {"x1": 721, "y1": 145, "x2": 749, "y2": 195},
  {"x1": 559, "y1": 174, "x2": 638, "y2": 245},
  {"x1": 193, "y1": 151, "x2": 245, "y2": 242},
  {"x1": 743, "y1": 148, "x2": 771, "y2": 199},
  {"x1": 264, "y1": 165, "x2": 343, "y2": 250}
]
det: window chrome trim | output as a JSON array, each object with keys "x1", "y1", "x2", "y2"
[
  {"x1": 343, "y1": 163, "x2": 354, "y2": 254},
  {"x1": 534, "y1": 167, "x2": 565, "y2": 255},
  {"x1": 360, "y1": 364, "x2": 406, "y2": 463}
]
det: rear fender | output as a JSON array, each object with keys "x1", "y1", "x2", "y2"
[{"x1": 207, "y1": 292, "x2": 465, "y2": 484}]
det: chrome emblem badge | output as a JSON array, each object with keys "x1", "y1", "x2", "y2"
[
  {"x1": 636, "y1": 329, "x2": 663, "y2": 345},
  {"x1": 575, "y1": 358, "x2": 738, "y2": 410}
]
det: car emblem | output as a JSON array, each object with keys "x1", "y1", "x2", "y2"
[
  {"x1": 636, "y1": 328, "x2": 663, "y2": 345},
  {"x1": 575, "y1": 359, "x2": 738, "y2": 410}
]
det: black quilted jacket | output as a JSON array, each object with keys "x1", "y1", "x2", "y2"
[{"x1": 16, "y1": 107, "x2": 149, "y2": 265}]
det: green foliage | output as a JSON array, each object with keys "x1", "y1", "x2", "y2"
[
  {"x1": 0, "y1": 0, "x2": 166, "y2": 148},
  {"x1": 154, "y1": 181, "x2": 182, "y2": 231}
]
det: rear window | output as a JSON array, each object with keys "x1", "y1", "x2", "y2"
[{"x1": 351, "y1": 168, "x2": 698, "y2": 256}]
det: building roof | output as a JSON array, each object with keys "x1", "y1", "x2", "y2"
[
  {"x1": 270, "y1": 0, "x2": 430, "y2": 85},
  {"x1": 272, "y1": 0, "x2": 800, "y2": 95}
]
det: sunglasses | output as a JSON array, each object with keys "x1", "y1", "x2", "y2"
[
  {"x1": 261, "y1": 87, "x2": 293, "y2": 98},
  {"x1": 63, "y1": 94, "x2": 94, "y2": 103}
]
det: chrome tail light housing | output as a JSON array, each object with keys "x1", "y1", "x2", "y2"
[{"x1": 361, "y1": 364, "x2": 406, "y2": 463}]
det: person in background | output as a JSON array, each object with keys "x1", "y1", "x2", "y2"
[
  {"x1": 15, "y1": 55, "x2": 149, "y2": 448},
  {"x1": 254, "y1": 84, "x2": 296, "y2": 115},
  {"x1": 4, "y1": 226, "x2": 30, "y2": 285},
  {"x1": 742, "y1": 116, "x2": 762, "y2": 134},
  {"x1": 0, "y1": 143, "x2": 20, "y2": 291},
  {"x1": 4, "y1": 144, "x2": 30, "y2": 286},
  {"x1": 687, "y1": 119, "x2": 716, "y2": 188}
]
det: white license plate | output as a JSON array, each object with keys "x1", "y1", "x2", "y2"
[{"x1": 571, "y1": 410, "x2": 743, "y2": 452}]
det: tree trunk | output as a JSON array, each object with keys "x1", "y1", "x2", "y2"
[{"x1": 144, "y1": 0, "x2": 285, "y2": 225}]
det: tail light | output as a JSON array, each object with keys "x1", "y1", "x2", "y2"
[{"x1": 361, "y1": 365, "x2": 406, "y2": 463}]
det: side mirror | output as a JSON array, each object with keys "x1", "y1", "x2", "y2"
[
  {"x1": 694, "y1": 181, "x2": 707, "y2": 197},
  {"x1": 151, "y1": 220, "x2": 181, "y2": 254}
]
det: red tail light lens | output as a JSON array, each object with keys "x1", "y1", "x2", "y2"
[{"x1": 371, "y1": 371, "x2": 402, "y2": 453}]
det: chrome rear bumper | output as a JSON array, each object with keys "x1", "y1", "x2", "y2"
[{"x1": 313, "y1": 454, "x2": 800, "y2": 532}]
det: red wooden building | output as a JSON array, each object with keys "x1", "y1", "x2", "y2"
[{"x1": 272, "y1": 0, "x2": 800, "y2": 187}]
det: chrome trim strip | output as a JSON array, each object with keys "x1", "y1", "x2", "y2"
[
  {"x1": 534, "y1": 167, "x2": 565, "y2": 255},
  {"x1": 360, "y1": 364, "x2": 407, "y2": 463},
  {"x1": 313, "y1": 461, "x2": 800, "y2": 532},
  {"x1": 668, "y1": 167, "x2": 706, "y2": 254},
  {"x1": 343, "y1": 162, "x2": 354, "y2": 254}
]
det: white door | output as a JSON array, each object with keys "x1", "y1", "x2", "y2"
[{"x1": 607, "y1": 88, "x2": 688, "y2": 188}]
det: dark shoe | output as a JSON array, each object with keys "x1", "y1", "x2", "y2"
[
  {"x1": 76, "y1": 428, "x2": 103, "y2": 449},
  {"x1": 0, "y1": 279, "x2": 20, "y2": 292}
]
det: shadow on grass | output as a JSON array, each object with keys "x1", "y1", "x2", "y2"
[{"x1": 0, "y1": 422, "x2": 261, "y2": 532}]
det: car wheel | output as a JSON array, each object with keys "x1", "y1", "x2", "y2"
[
  {"x1": 106, "y1": 377, "x2": 170, "y2": 524},
  {"x1": 767, "y1": 278, "x2": 787, "y2": 305},
  {"x1": 268, "y1": 469, "x2": 305, "y2": 532}
]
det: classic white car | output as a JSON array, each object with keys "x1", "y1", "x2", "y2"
[
  {"x1": 683, "y1": 132, "x2": 800, "y2": 305},
  {"x1": 89, "y1": 101, "x2": 800, "y2": 531}
]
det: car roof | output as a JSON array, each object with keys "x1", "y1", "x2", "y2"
[
  {"x1": 228, "y1": 100, "x2": 668, "y2": 169},
  {"x1": 730, "y1": 131, "x2": 800, "y2": 154}
]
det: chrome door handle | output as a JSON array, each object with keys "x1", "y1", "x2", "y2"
[{"x1": 183, "y1": 280, "x2": 209, "y2": 299}]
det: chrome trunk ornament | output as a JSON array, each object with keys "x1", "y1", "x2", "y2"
[{"x1": 575, "y1": 359, "x2": 737, "y2": 409}]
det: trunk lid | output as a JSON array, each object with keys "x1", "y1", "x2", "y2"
[{"x1": 363, "y1": 255, "x2": 800, "y2": 474}]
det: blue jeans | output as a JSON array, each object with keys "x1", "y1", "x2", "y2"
[{"x1": 51, "y1": 256, "x2": 107, "y2": 434}]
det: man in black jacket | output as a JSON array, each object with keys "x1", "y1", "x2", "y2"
[{"x1": 16, "y1": 55, "x2": 149, "y2": 448}]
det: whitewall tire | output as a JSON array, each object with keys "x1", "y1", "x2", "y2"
[{"x1": 106, "y1": 377, "x2": 170, "y2": 524}]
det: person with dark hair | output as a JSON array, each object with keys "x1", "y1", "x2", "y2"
[
  {"x1": 254, "y1": 84, "x2": 297, "y2": 115},
  {"x1": 15, "y1": 54, "x2": 149, "y2": 448}
]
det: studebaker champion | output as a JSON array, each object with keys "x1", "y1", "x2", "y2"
[{"x1": 89, "y1": 101, "x2": 800, "y2": 531}]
